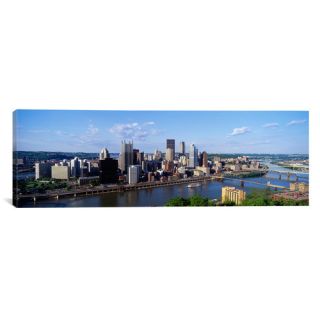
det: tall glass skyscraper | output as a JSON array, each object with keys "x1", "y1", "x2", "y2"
[
  {"x1": 189, "y1": 144, "x2": 198, "y2": 168},
  {"x1": 179, "y1": 141, "x2": 185, "y2": 154},
  {"x1": 166, "y1": 139, "x2": 175, "y2": 157},
  {"x1": 119, "y1": 140, "x2": 133, "y2": 173}
]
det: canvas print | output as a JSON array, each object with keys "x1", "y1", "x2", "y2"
[{"x1": 13, "y1": 110, "x2": 309, "y2": 207}]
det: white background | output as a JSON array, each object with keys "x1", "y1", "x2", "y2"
[{"x1": 1, "y1": 1, "x2": 320, "y2": 319}]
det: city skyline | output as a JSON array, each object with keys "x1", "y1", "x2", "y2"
[{"x1": 14, "y1": 110, "x2": 309, "y2": 154}]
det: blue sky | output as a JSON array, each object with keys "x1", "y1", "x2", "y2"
[{"x1": 14, "y1": 110, "x2": 309, "y2": 154}]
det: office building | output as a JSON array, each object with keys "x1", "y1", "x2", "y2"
[
  {"x1": 35, "y1": 162, "x2": 52, "y2": 180},
  {"x1": 154, "y1": 149, "x2": 162, "y2": 161},
  {"x1": 118, "y1": 140, "x2": 133, "y2": 173},
  {"x1": 99, "y1": 148, "x2": 110, "y2": 160},
  {"x1": 290, "y1": 182, "x2": 309, "y2": 193},
  {"x1": 137, "y1": 152, "x2": 144, "y2": 165},
  {"x1": 221, "y1": 187, "x2": 246, "y2": 205},
  {"x1": 133, "y1": 149, "x2": 140, "y2": 165},
  {"x1": 189, "y1": 144, "x2": 198, "y2": 168},
  {"x1": 166, "y1": 148, "x2": 174, "y2": 161},
  {"x1": 70, "y1": 157, "x2": 81, "y2": 177},
  {"x1": 51, "y1": 165, "x2": 70, "y2": 180},
  {"x1": 99, "y1": 158, "x2": 118, "y2": 184},
  {"x1": 166, "y1": 139, "x2": 175, "y2": 158},
  {"x1": 202, "y1": 151, "x2": 208, "y2": 167},
  {"x1": 179, "y1": 141, "x2": 185, "y2": 154},
  {"x1": 128, "y1": 165, "x2": 140, "y2": 184}
]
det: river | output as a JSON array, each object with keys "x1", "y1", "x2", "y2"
[{"x1": 18, "y1": 162, "x2": 309, "y2": 208}]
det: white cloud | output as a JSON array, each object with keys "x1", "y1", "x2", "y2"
[
  {"x1": 262, "y1": 122, "x2": 279, "y2": 128},
  {"x1": 87, "y1": 124, "x2": 99, "y2": 135},
  {"x1": 287, "y1": 119, "x2": 307, "y2": 126},
  {"x1": 229, "y1": 127, "x2": 250, "y2": 136},
  {"x1": 109, "y1": 121, "x2": 158, "y2": 141}
]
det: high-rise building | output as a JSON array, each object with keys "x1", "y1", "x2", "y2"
[
  {"x1": 221, "y1": 187, "x2": 246, "y2": 205},
  {"x1": 202, "y1": 151, "x2": 208, "y2": 167},
  {"x1": 137, "y1": 152, "x2": 144, "y2": 165},
  {"x1": 189, "y1": 144, "x2": 198, "y2": 168},
  {"x1": 35, "y1": 162, "x2": 52, "y2": 180},
  {"x1": 71, "y1": 157, "x2": 80, "y2": 177},
  {"x1": 99, "y1": 148, "x2": 110, "y2": 160},
  {"x1": 179, "y1": 141, "x2": 185, "y2": 154},
  {"x1": 166, "y1": 139, "x2": 175, "y2": 158},
  {"x1": 133, "y1": 149, "x2": 140, "y2": 165},
  {"x1": 154, "y1": 149, "x2": 162, "y2": 161},
  {"x1": 51, "y1": 165, "x2": 70, "y2": 180},
  {"x1": 128, "y1": 165, "x2": 140, "y2": 184},
  {"x1": 166, "y1": 148, "x2": 174, "y2": 161},
  {"x1": 99, "y1": 158, "x2": 118, "y2": 184},
  {"x1": 118, "y1": 140, "x2": 133, "y2": 173}
]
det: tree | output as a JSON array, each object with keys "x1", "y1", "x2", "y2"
[
  {"x1": 165, "y1": 197, "x2": 189, "y2": 206},
  {"x1": 189, "y1": 195, "x2": 209, "y2": 206}
]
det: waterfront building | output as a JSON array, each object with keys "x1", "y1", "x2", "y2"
[
  {"x1": 230, "y1": 164, "x2": 241, "y2": 171},
  {"x1": 35, "y1": 162, "x2": 52, "y2": 180},
  {"x1": 290, "y1": 182, "x2": 309, "y2": 193},
  {"x1": 118, "y1": 140, "x2": 133, "y2": 173},
  {"x1": 179, "y1": 141, "x2": 185, "y2": 154},
  {"x1": 221, "y1": 186, "x2": 246, "y2": 205},
  {"x1": 166, "y1": 139, "x2": 175, "y2": 158},
  {"x1": 166, "y1": 148, "x2": 174, "y2": 161},
  {"x1": 51, "y1": 165, "x2": 70, "y2": 180},
  {"x1": 147, "y1": 172, "x2": 154, "y2": 182},
  {"x1": 193, "y1": 169, "x2": 204, "y2": 176},
  {"x1": 78, "y1": 176, "x2": 100, "y2": 186},
  {"x1": 189, "y1": 144, "x2": 198, "y2": 168},
  {"x1": 99, "y1": 158, "x2": 118, "y2": 184},
  {"x1": 196, "y1": 166, "x2": 210, "y2": 175},
  {"x1": 128, "y1": 165, "x2": 140, "y2": 184},
  {"x1": 213, "y1": 156, "x2": 221, "y2": 162},
  {"x1": 99, "y1": 148, "x2": 110, "y2": 160}
]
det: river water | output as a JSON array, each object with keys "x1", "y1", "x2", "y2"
[{"x1": 18, "y1": 162, "x2": 309, "y2": 208}]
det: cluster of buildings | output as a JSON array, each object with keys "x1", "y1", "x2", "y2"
[
  {"x1": 272, "y1": 182, "x2": 309, "y2": 202},
  {"x1": 33, "y1": 139, "x2": 211, "y2": 185},
  {"x1": 33, "y1": 138, "x2": 267, "y2": 187}
]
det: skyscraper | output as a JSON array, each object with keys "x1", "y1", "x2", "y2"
[
  {"x1": 179, "y1": 141, "x2": 185, "y2": 154},
  {"x1": 71, "y1": 157, "x2": 80, "y2": 177},
  {"x1": 189, "y1": 144, "x2": 198, "y2": 168},
  {"x1": 133, "y1": 149, "x2": 139, "y2": 165},
  {"x1": 99, "y1": 158, "x2": 118, "y2": 184},
  {"x1": 166, "y1": 148, "x2": 174, "y2": 161},
  {"x1": 166, "y1": 139, "x2": 175, "y2": 158},
  {"x1": 35, "y1": 162, "x2": 52, "y2": 180},
  {"x1": 99, "y1": 148, "x2": 110, "y2": 160},
  {"x1": 128, "y1": 165, "x2": 140, "y2": 184},
  {"x1": 118, "y1": 140, "x2": 133, "y2": 173},
  {"x1": 202, "y1": 151, "x2": 208, "y2": 167}
]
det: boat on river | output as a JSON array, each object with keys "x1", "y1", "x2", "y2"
[{"x1": 187, "y1": 182, "x2": 201, "y2": 188}]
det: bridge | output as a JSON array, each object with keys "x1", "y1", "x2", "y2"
[
  {"x1": 217, "y1": 175, "x2": 288, "y2": 191},
  {"x1": 264, "y1": 170, "x2": 308, "y2": 182}
]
